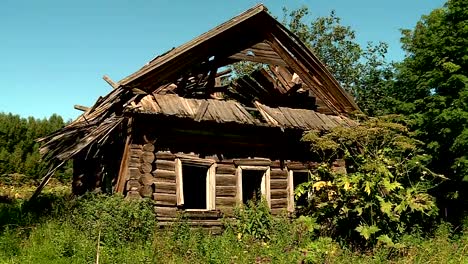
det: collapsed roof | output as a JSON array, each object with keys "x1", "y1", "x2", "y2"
[{"x1": 33, "y1": 4, "x2": 359, "y2": 198}]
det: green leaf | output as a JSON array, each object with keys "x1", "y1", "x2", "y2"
[
  {"x1": 382, "y1": 178, "x2": 402, "y2": 193},
  {"x1": 355, "y1": 224, "x2": 380, "y2": 240},
  {"x1": 364, "y1": 181, "x2": 372, "y2": 195}
]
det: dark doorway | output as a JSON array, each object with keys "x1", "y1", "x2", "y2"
[
  {"x1": 182, "y1": 164, "x2": 207, "y2": 209},
  {"x1": 242, "y1": 170, "x2": 264, "y2": 204},
  {"x1": 293, "y1": 172, "x2": 309, "y2": 207}
]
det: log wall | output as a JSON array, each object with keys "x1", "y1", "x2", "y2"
[{"x1": 121, "y1": 129, "x2": 346, "y2": 229}]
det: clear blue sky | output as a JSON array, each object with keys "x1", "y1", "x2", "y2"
[{"x1": 1, "y1": 0, "x2": 445, "y2": 121}]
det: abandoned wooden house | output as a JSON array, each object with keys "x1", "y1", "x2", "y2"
[{"x1": 37, "y1": 4, "x2": 359, "y2": 229}]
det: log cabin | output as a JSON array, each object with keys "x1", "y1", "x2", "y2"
[{"x1": 37, "y1": 4, "x2": 359, "y2": 230}]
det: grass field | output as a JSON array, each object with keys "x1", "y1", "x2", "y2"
[{"x1": 0, "y1": 184, "x2": 466, "y2": 263}]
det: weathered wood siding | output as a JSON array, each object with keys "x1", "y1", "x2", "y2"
[
  {"x1": 120, "y1": 127, "x2": 347, "y2": 229},
  {"x1": 215, "y1": 162, "x2": 237, "y2": 214}
]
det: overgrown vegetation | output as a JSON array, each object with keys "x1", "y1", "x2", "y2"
[
  {"x1": 300, "y1": 116, "x2": 444, "y2": 247},
  {"x1": 0, "y1": 188, "x2": 466, "y2": 263}
]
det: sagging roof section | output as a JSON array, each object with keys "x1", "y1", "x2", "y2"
[{"x1": 131, "y1": 94, "x2": 356, "y2": 130}]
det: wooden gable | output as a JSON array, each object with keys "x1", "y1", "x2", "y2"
[{"x1": 117, "y1": 4, "x2": 359, "y2": 115}]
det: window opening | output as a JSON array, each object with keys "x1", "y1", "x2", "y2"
[
  {"x1": 181, "y1": 164, "x2": 208, "y2": 209},
  {"x1": 242, "y1": 170, "x2": 264, "y2": 204},
  {"x1": 293, "y1": 171, "x2": 309, "y2": 208}
]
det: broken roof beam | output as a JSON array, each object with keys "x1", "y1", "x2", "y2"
[
  {"x1": 103, "y1": 75, "x2": 119, "y2": 89},
  {"x1": 267, "y1": 21, "x2": 360, "y2": 113},
  {"x1": 74, "y1": 104, "x2": 90, "y2": 112}
]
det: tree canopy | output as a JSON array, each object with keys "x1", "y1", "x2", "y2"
[
  {"x1": 387, "y1": 0, "x2": 468, "y2": 219},
  {"x1": 0, "y1": 113, "x2": 71, "y2": 184}
]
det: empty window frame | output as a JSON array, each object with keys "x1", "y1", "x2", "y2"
[
  {"x1": 236, "y1": 166, "x2": 270, "y2": 207},
  {"x1": 175, "y1": 158, "x2": 216, "y2": 210},
  {"x1": 287, "y1": 170, "x2": 311, "y2": 212}
]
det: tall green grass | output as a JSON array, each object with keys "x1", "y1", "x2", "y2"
[{"x1": 0, "y1": 190, "x2": 466, "y2": 263}]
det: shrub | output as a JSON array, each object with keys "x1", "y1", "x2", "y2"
[
  {"x1": 301, "y1": 116, "x2": 445, "y2": 246},
  {"x1": 232, "y1": 198, "x2": 273, "y2": 241},
  {"x1": 71, "y1": 194, "x2": 156, "y2": 247}
]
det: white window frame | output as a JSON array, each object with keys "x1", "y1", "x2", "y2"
[
  {"x1": 175, "y1": 158, "x2": 216, "y2": 210},
  {"x1": 236, "y1": 165, "x2": 271, "y2": 207},
  {"x1": 287, "y1": 169, "x2": 311, "y2": 212}
]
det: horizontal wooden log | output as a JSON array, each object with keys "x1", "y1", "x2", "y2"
[
  {"x1": 152, "y1": 169, "x2": 176, "y2": 182},
  {"x1": 216, "y1": 186, "x2": 237, "y2": 197},
  {"x1": 130, "y1": 149, "x2": 143, "y2": 158},
  {"x1": 234, "y1": 159, "x2": 271, "y2": 166},
  {"x1": 128, "y1": 167, "x2": 142, "y2": 179},
  {"x1": 271, "y1": 179, "x2": 288, "y2": 190},
  {"x1": 139, "y1": 173, "x2": 155, "y2": 186},
  {"x1": 287, "y1": 161, "x2": 319, "y2": 170},
  {"x1": 216, "y1": 164, "x2": 236, "y2": 175},
  {"x1": 216, "y1": 197, "x2": 237, "y2": 207},
  {"x1": 139, "y1": 185, "x2": 153, "y2": 198},
  {"x1": 271, "y1": 198, "x2": 288, "y2": 208},
  {"x1": 270, "y1": 169, "x2": 288, "y2": 179},
  {"x1": 139, "y1": 162, "x2": 153, "y2": 174},
  {"x1": 154, "y1": 206, "x2": 178, "y2": 217},
  {"x1": 286, "y1": 162, "x2": 308, "y2": 170},
  {"x1": 142, "y1": 143, "x2": 155, "y2": 152},
  {"x1": 154, "y1": 181, "x2": 176, "y2": 194},
  {"x1": 271, "y1": 189, "x2": 288, "y2": 199},
  {"x1": 216, "y1": 174, "x2": 236, "y2": 186},
  {"x1": 128, "y1": 157, "x2": 141, "y2": 167},
  {"x1": 141, "y1": 151, "x2": 155, "y2": 163},
  {"x1": 154, "y1": 160, "x2": 175, "y2": 171},
  {"x1": 180, "y1": 210, "x2": 221, "y2": 219},
  {"x1": 153, "y1": 193, "x2": 177, "y2": 206},
  {"x1": 155, "y1": 151, "x2": 176, "y2": 160},
  {"x1": 130, "y1": 144, "x2": 143, "y2": 150},
  {"x1": 126, "y1": 179, "x2": 140, "y2": 191}
]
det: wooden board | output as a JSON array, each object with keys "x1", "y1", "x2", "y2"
[
  {"x1": 270, "y1": 179, "x2": 287, "y2": 190},
  {"x1": 216, "y1": 197, "x2": 237, "y2": 207},
  {"x1": 152, "y1": 169, "x2": 176, "y2": 182},
  {"x1": 154, "y1": 181, "x2": 176, "y2": 194},
  {"x1": 216, "y1": 164, "x2": 236, "y2": 174},
  {"x1": 153, "y1": 193, "x2": 177, "y2": 206},
  {"x1": 216, "y1": 186, "x2": 237, "y2": 197},
  {"x1": 154, "y1": 160, "x2": 176, "y2": 171},
  {"x1": 216, "y1": 174, "x2": 237, "y2": 186},
  {"x1": 270, "y1": 169, "x2": 288, "y2": 179},
  {"x1": 270, "y1": 198, "x2": 288, "y2": 208}
]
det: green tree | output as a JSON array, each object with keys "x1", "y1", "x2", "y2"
[
  {"x1": 390, "y1": 0, "x2": 468, "y2": 220},
  {"x1": 282, "y1": 7, "x2": 394, "y2": 115},
  {"x1": 0, "y1": 112, "x2": 70, "y2": 183}
]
